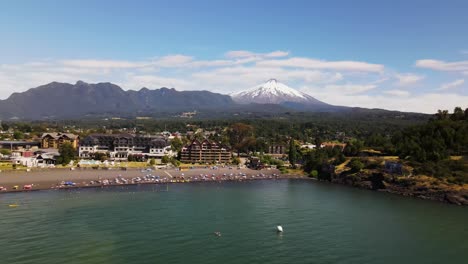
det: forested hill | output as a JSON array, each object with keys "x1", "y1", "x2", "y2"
[{"x1": 393, "y1": 108, "x2": 468, "y2": 162}]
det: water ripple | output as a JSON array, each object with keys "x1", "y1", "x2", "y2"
[{"x1": 0, "y1": 180, "x2": 467, "y2": 264}]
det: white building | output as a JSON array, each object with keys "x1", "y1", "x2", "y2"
[{"x1": 79, "y1": 134, "x2": 174, "y2": 160}]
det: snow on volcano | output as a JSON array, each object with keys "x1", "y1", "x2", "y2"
[{"x1": 231, "y1": 79, "x2": 325, "y2": 105}]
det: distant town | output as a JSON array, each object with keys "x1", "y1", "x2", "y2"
[{"x1": 0, "y1": 123, "x2": 343, "y2": 169}]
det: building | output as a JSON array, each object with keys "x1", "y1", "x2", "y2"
[
  {"x1": 11, "y1": 151, "x2": 59, "y2": 167},
  {"x1": 248, "y1": 157, "x2": 264, "y2": 170},
  {"x1": 385, "y1": 161, "x2": 403, "y2": 175},
  {"x1": 181, "y1": 139, "x2": 231, "y2": 164},
  {"x1": 300, "y1": 143, "x2": 317, "y2": 150},
  {"x1": 0, "y1": 140, "x2": 40, "y2": 150},
  {"x1": 78, "y1": 134, "x2": 173, "y2": 160},
  {"x1": 41, "y1": 133, "x2": 79, "y2": 149},
  {"x1": 268, "y1": 145, "x2": 286, "y2": 154},
  {"x1": 321, "y1": 142, "x2": 346, "y2": 151}
]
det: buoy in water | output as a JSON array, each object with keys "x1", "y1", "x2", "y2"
[
  {"x1": 277, "y1": 225, "x2": 283, "y2": 232},
  {"x1": 214, "y1": 231, "x2": 222, "y2": 237}
]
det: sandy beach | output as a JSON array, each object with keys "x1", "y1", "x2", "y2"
[{"x1": 0, "y1": 167, "x2": 287, "y2": 192}]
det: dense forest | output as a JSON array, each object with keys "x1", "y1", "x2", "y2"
[
  {"x1": 1, "y1": 110, "x2": 428, "y2": 144},
  {"x1": 297, "y1": 107, "x2": 468, "y2": 184}
]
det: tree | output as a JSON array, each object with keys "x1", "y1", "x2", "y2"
[
  {"x1": 1, "y1": 123, "x2": 9, "y2": 131},
  {"x1": 149, "y1": 158, "x2": 156, "y2": 166},
  {"x1": 288, "y1": 139, "x2": 297, "y2": 168},
  {"x1": 344, "y1": 140, "x2": 364, "y2": 156},
  {"x1": 0, "y1": 149, "x2": 11, "y2": 156},
  {"x1": 92, "y1": 152, "x2": 107, "y2": 161},
  {"x1": 170, "y1": 158, "x2": 180, "y2": 167},
  {"x1": 227, "y1": 123, "x2": 254, "y2": 155},
  {"x1": 435, "y1": 109, "x2": 449, "y2": 120},
  {"x1": 57, "y1": 142, "x2": 76, "y2": 166},
  {"x1": 451, "y1": 107, "x2": 464, "y2": 121},
  {"x1": 334, "y1": 153, "x2": 346, "y2": 165},
  {"x1": 314, "y1": 136, "x2": 323, "y2": 148},
  {"x1": 348, "y1": 158, "x2": 364, "y2": 172},
  {"x1": 237, "y1": 136, "x2": 256, "y2": 154},
  {"x1": 13, "y1": 131, "x2": 24, "y2": 140},
  {"x1": 310, "y1": 170, "x2": 318, "y2": 178},
  {"x1": 231, "y1": 156, "x2": 241, "y2": 165},
  {"x1": 254, "y1": 137, "x2": 268, "y2": 153},
  {"x1": 171, "y1": 137, "x2": 183, "y2": 152},
  {"x1": 161, "y1": 155, "x2": 170, "y2": 164}
]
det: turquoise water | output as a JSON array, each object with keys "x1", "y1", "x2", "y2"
[{"x1": 0, "y1": 180, "x2": 467, "y2": 264}]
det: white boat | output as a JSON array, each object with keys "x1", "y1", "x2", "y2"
[{"x1": 277, "y1": 225, "x2": 283, "y2": 232}]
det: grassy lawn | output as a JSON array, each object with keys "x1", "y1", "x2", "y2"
[{"x1": 283, "y1": 168, "x2": 307, "y2": 176}]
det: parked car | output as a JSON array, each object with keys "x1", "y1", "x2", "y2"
[{"x1": 0, "y1": 186, "x2": 7, "y2": 191}]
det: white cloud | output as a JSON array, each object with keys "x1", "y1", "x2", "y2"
[
  {"x1": 187, "y1": 59, "x2": 234, "y2": 68},
  {"x1": 395, "y1": 73, "x2": 424, "y2": 86},
  {"x1": 122, "y1": 74, "x2": 191, "y2": 90},
  {"x1": 265, "y1": 51, "x2": 290, "y2": 58},
  {"x1": 383, "y1": 89, "x2": 410, "y2": 97},
  {"x1": 225, "y1": 50, "x2": 254, "y2": 58},
  {"x1": 225, "y1": 50, "x2": 289, "y2": 58},
  {"x1": 191, "y1": 66, "x2": 343, "y2": 94},
  {"x1": 153, "y1": 55, "x2": 194, "y2": 67},
  {"x1": 439, "y1": 79, "x2": 465, "y2": 90},
  {"x1": 258, "y1": 57, "x2": 384, "y2": 72},
  {"x1": 1, "y1": 50, "x2": 465, "y2": 113},
  {"x1": 312, "y1": 91, "x2": 468, "y2": 113},
  {"x1": 415, "y1": 59, "x2": 468, "y2": 72},
  {"x1": 62, "y1": 59, "x2": 145, "y2": 68},
  {"x1": 323, "y1": 84, "x2": 377, "y2": 95}
]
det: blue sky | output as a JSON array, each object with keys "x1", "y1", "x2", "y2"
[{"x1": 0, "y1": 0, "x2": 467, "y2": 113}]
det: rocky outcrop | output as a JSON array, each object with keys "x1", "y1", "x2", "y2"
[{"x1": 331, "y1": 171, "x2": 468, "y2": 205}]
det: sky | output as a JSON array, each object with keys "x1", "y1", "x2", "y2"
[{"x1": 0, "y1": 0, "x2": 467, "y2": 113}]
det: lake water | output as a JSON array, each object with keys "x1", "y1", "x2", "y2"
[{"x1": 0, "y1": 180, "x2": 467, "y2": 264}]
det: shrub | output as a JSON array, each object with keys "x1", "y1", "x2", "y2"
[{"x1": 348, "y1": 158, "x2": 364, "y2": 172}]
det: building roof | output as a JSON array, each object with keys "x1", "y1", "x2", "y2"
[
  {"x1": 80, "y1": 134, "x2": 169, "y2": 148},
  {"x1": 41, "y1": 132, "x2": 79, "y2": 140},
  {"x1": 183, "y1": 139, "x2": 229, "y2": 151},
  {"x1": 0, "y1": 140, "x2": 40, "y2": 145}
]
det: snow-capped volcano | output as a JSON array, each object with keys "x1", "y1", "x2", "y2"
[{"x1": 231, "y1": 79, "x2": 326, "y2": 105}]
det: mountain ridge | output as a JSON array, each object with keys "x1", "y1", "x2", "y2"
[
  {"x1": 0, "y1": 80, "x2": 420, "y2": 120},
  {"x1": 0, "y1": 81, "x2": 235, "y2": 119}
]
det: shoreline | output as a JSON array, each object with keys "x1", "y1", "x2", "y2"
[
  {"x1": 0, "y1": 167, "x2": 295, "y2": 193},
  {"x1": 2, "y1": 167, "x2": 465, "y2": 206},
  {"x1": 4, "y1": 176, "x2": 307, "y2": 194}
]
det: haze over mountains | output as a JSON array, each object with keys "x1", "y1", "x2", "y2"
[{"x1": 0, "y1": 79, "x2": 407, "y2": 120}]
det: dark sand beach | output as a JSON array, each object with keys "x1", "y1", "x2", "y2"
[{"x1": 0, "y1": 167, "x2": 286, "y2": 192}]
